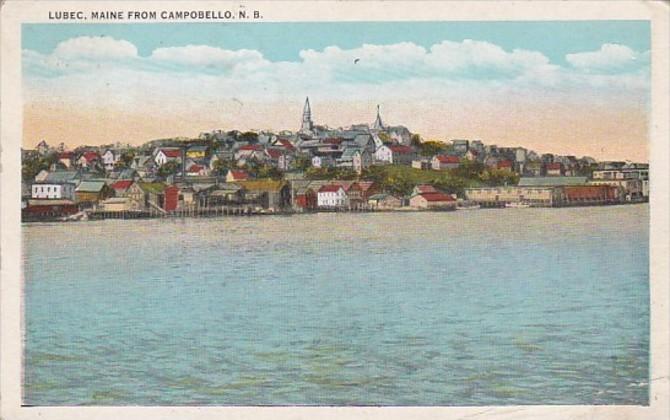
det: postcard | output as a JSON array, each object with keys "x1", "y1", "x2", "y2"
[{"x1": 1, "y1": 1, "x2": 669, "y2": 419}]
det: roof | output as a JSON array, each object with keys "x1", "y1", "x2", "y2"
[
  {"x1": 110, "y1": 180, "x2": 133, "y2": 191},
  {"x1": 238, "y1": 179, "x2": 286, "y2": 192},
  {"x1": 357, "y1": 181, "x2": 376, "y2": 192},
  {"x1": 368, "y1": 193, "x2": 392, "y2": 201},
  {"x1": 187, "y1": 164, "x2": 205, "y2": 173},
  {"x1": 138, "y1": 182, "x2": 168, "y2": 193},
  {"x1": 435, "y1": 155, "x2": 460, "y2": 164},
  {"x1": 76, "y1": 180, "x2": 107, "y2": 193},
  {"x1": 318, "y1": 184, "x2": 344, "y2": 193},
  {"x1": 497, "y1": 160, "x2": 513, "y2": 168},
  {"x1": 416, "y1": 184, "x2": 439, "y2": 193},
  {"x1": 277, "y1": 138, "x2": 296, "y2": 150},
  {"x1": 341, "y1": 147, "x2": 362, "y2": 159},
  {"x1": 266, "y1": 149, "x2": 284, "y2": 159},
  {"x1": 187, "y1": 145, "x2": 209, "y2": 152},
  {"x1": 389, "y1": 145, "x2": 413, "y2": 154},
  {"x1": 418, "y1": 192, "x2": 456, "y2": 202},
  {"x1": 518, "y1": 177, "x2": 588, "y2": 187},
  {"x1": 159, "y1": 149, "x2": 182, "y2": 158},
  {"x1": 546, "y1": 162, "x2": 562, "y2": 170},
  {"x1": 80, "y1": 151, "x2": 100, "y2": 162},
  {"x1": 44, "y1": 171, "x2": 80, "y2": 183},
  {"x1": 227, "y1": 170, "x2": 249, "y2": 180},
  {"x1": 239, "y1": 144, "x2": 263, "y2": 151},
  {"x1": 58, "y1": 152, "x2": 74, "y2": 159}
]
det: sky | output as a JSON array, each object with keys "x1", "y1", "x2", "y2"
[{"x1": 22, "y1": 21, "x2": 650, "y2": 161}]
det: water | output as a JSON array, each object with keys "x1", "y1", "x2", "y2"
[{"x1": 23, "y1": 205, "x2": 649, "y2": 405}]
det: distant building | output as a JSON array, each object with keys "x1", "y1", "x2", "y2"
[
  {"x1": 368, "y1": 193, "x2": 402, "y2": 209},
  {"x1": 545, "y1": 162, "x2": 562, "y2": 176},
  {"x1": 226, "y1": 170, "x2": 250, "y2": 183},
  {"x1": 432, "y1": 155, "x2": 460, "y2": 170},
  {"x1": 409, "y1": 192, "x2": 456, "y2": 210},
  {"x1": 317, "y1": 184, "x2": 348, "y2": 208},
  {"x1": 31, "y1": 182, "x2": 76, "y2": 200},
  {"x1": 154, "y1": 149, "x2": 182, "y2": 167}
]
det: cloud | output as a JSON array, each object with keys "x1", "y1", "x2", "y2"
[
  {"x1": 565, "y1": 43, "x2": 647, "y2": 72},
  {"x1": 52, "y1": 36, "x2": 138, "y2": 60},
  {"x1": 150, "y1": 45, "x2": 267, "y2": 71},
  {"x1": 22, "y1": 36, "x2": 650, "y2": 109}
]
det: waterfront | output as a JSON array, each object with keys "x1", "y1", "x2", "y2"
[{"x1": 23, "y1": 205, "x2": 649, "y2": 405}]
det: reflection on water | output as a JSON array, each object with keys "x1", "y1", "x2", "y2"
[{"x1": 23, "y1": 205, "x2": 649, "y2": 405}]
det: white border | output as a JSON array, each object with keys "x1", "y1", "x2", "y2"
[{"x1": 2, "y1": 2, "x2": 668, "y2": 419}]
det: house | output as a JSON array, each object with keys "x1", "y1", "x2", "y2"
[
  {"x1": 411, "y1": 159, "x2": 432, "y2": 170},
  {"x1": 102, "y1": 149, "x2": 122, "y2": 171},
  {"x1": 451, "y1": 139, "x2": 469, "y2": 154},
  {"x1": 207, "y1": 183, "x2": 245, "y2": 206},
  {"x1": 77, "y1": 151, "x2": 101, "y2": 169},
  {"x1": 294, "y1": 187, "x2": 317, "y2": 210},
  {"x1": 496, "y1": 160, "x2": 514, "y2": 172},
  {"x1": 312, "y1": 155, "x2": 336, "y2": 168},
  {"x1": 545, "y1": 162, "x2": 562, "y2": 176},
  {"x1": 464, "y1": 149, "x2": 480, "y2": 161},
  {"x1": 432, "y1": 155, "x2": 460, "y2": 170},
  {"x1": 99, "y1": 197, "x2": 142, "y2": 212},
  {"x1": 136, "y1": 182, "x2": 179, "y2": 212},
  {"x1": 357, "y1": 181, "x2": 380, "y2": 200},
  {"x1": 31, "y1": 182, "x2": 76, "y2": 200},
  {"x1": 186, "y1": 145, "x2": 209, "y2": 159},
  {"x1": 375, "y1": 145, "x2": 415, "y2": 165},
  {"x1": 186, "y1": 163, "x2": 208, "y2": 177},
  {"x1": 524, "y1": 161, "x2": 543, "y2": 177},
  {"x1": 110, "y1": 180, "x2": 134, "y2": 196},
  {"x1": 409, "y1": 192, "x2": 457, "y2": 210},
  {"x1": 337, "y1": 147, "x2": 372, "y2": 174},
  {"x1": 36, "y1": 140, "x2": 50, "y2": 155},
  {"x1": 226, "y1": 170, "x2": 250, "y2": 183},
  {"x1": 317, "y1": 184, "x2": 349, "y2": 208},
  {"x1": 412, "y1": 184, "x2": 440, "y2": 196},
  {"x1": 235, "y1": 144, "x2": 266, "y2": 161},
  {"x1": 75, "y1": 180, "x2": 113, "y2": 207},
  {"x1": 57, "y1": 151, "x2": 75, "y2": 168},
  {"x1": 465, "y1": 186, "x2": 560, "y2": 207},
  {"x1": 367, "y1": 193, "x2": 402, "y2": 209},
  {"x1": 331, "y1": 181, "x2": 364, "y2": 207},
  {"x1": 238, "y1": 180, "x2": 290, "y2": 210},
  {"x1": 154, "y1": 149, "x2": 182, "y2": 166}
]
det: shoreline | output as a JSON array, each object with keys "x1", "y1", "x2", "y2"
[{"x1": 21, "y1": 200, "x2": 648, "y2": 223}]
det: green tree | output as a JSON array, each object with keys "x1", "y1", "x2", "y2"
[
  {"x1": 158, "y1": 160, "x2": 180, "y2": 177},
  {"x1": 418, "y1": 141, "x2": 449, "y2": 157}
]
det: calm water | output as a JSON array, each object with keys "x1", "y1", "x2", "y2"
[{"x1": 23, "y1": 205, "x2": 649, "y2": 406}]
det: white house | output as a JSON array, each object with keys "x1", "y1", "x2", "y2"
[
  {"x1": 317, "y1": 184, "x2": 349, "y2": 208},
  {"x1": 154, "y1": 149, "x2": 182, "y2": 166},
  {"x1": 102, "y1": 149, "x2": 122, "y2": 171},
  {"x1": 375, "y1": 145, "x2": 415, "y2": 165},
  {"x1": 31, "y1": 182, "x2": 76, "y2": 200}
]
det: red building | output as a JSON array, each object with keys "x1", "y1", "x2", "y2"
[
  {"x1": 295, "y1": 188, "x2": 317, "y2": 210},
  {"x1": 563, "y1": 185, "x2": 619, "y2": 205}
]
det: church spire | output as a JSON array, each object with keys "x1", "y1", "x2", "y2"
[
  {"x1": 300, "y1": 97, "x2": 313, "y2": 132},
  {"x1": 372, "y1": 104, "x2": 384, "y2": 130}
]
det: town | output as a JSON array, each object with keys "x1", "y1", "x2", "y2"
[{"x1": 21, "y1": 98, "x2": 649, "y2": 222}]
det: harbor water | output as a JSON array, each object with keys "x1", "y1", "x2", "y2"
[{"x1": 23, "y1": 205, "x2": 649, "y2": 405}]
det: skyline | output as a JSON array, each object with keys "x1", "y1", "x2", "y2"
[{"x1": 22, "y1": 21, "x2": 650, "y2": 162}]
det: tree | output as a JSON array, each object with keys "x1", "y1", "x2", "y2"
[
  {"x1": 418, "y1": 140, "x2": 449, "y2": 157},
  {"x1": 239, "y1": 131, "x2": 259, "y2": 143},
  {"x1": 212, "y1": 159, "x2": 234, "y2": 176},
  {"x1": 158, "y1": 160, "x2": 180, "y2": 177},
  {"x1": 410, "y1": 134, "x2": 422, "y2": 147},
  {"x1": 292, "y1": 155, "x2": 312, "y2": 171}
]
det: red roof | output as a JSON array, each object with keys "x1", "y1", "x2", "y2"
[
  {"x1": 187, "y1": 164, "x2": 204, "y2": 173},
  {"x1": 228, "y1": 170, "x2": 249, "y2": 180},
  {"x1": 160, "y1": 149, "x2": 182, "y2": 158},
  {"x1": 58, "y1": 152, "x2": 74, "y2": 159},
  {"x1": 323, "y1": 138, "x2": 343, "y2": 144},
  {"x1": 110, "y1": 180, "x2": 133, "y2": 191},
  {"x1": 435, "y1": 155, "x2": 460, "y2": 164},
  {"x1": 546, "y1": 162, "x2": 562, "y2": 170},
  {"x1": 420, "y1": 192, "x2": 456, "y2": 202},
  {"x1": 357, "y1": 181, "x2": 376, "y2": 192},
  {"x1": 416, "y1": 184, "x2": 439, "y2": 193},
  {"x1": 266, "y1": 149, "x2": 283, "y2": 159},
  {"x1": 277, "y1": 138, "x2": 296, "y2": 150},
  {"x1": 318, "y1": 184, "x2": 344, "y2": 193},
  {"x1": 497, "y1": 160, "x2": 513, "y2": 168},
  {"x1": 81, "y1": 151, "x2": 100, "y2": 162},
  {"x1": 389, "y1": 145, "x2": 413, "y2": 154},
  {"x1": 239, "y1": 144, "x2": 263, "y2": 151}
]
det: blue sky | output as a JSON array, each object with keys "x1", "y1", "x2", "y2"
[{"x1": 23, "y1": 21, "x2": 650, "y2": 65}]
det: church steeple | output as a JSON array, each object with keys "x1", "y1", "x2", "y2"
[
  {"x1": 300, "y1": 97, "x2": 313, "y2": 132},
  {"x1": 372, "y1": 104, "x2": 384, "y2": 130}
]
